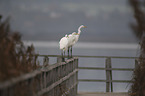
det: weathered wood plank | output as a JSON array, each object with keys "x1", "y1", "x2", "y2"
[
  {"x1": 0, "y1": 70, "x2": 41, "y2": 89},
  {"x1": 77, "y1": 92, "x2": 128, "y2": 96},
  {"x1": 43, "y1": 56, "x2": 49, "y2": 66},
  {"x1": 106, "y1": 58, "x2": 110, "y2": 92},
  {"x1": 108, "y1": 57, "x2": 113, "y2": 92},
  {"x1": 37, "y1": 69, "x2": 78, "y2": 96},
  {"x1": 41, "y1": 57, "x2": 77, "y2": 72},
  {"x1": 57, "y1": 57, "x2": 62, "y2": 63},
  {"x1": 0, "y1": 57, "x2": 78, "y2": 96},
  {"x1": 78, "y1": 79, "x2": 133, "y2": 83},
  {"x1": 61, "y1": 82, "x2": 78, "y2": 96},
  {"x1": 37, "y1": 54, "x2": 138, "y2": 59},
  {"x1": 0, "y1": 58, "x2": 76, "y2": 89},
  {"x1": 79, "y1": 67, "x2": 134, "y2": 71}
]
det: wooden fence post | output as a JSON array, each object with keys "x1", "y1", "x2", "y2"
[
  {"x1": 43, "y1": 56, "x2": 49, "y2": 67},
  {"x1": 108, "y1": 58, "x2": 113, "y2": 92},
  {"x1": 105, "y1": 57, "x2": 113, "y2": 92},
  {"x1": 76, "y1": 58, "x2": 78, "y2": 95},
  {"x1": 57, "y1": 57, "x2": 62, "y2": 63},
  {"x1": 106, "y1": 58, "x2": 110, "y2": 92}
]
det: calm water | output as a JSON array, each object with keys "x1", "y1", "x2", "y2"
[{"x1": 24, "y1": 41, "x2": 139, "y2": 92}]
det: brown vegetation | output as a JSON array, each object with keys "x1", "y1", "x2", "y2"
[
  {"x1": 129, "y1": 0, "x2": 145, "y2": 95},
  {"x1": 0, "y1": 17, "x2": 39, "y2": 82}
]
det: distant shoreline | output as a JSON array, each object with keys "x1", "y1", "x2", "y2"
[{"x1": 23, "y1": 40, "x2": 139, "y2": 50}]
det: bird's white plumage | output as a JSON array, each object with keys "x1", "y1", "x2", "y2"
[
  {"x1": 74, "y1": 34, "x2": 79, "y2": 43},
  {"x1": 78, "y1": 25, "x2": 86, "y2": 34},
  {"x1": 67, "y1": 32, "x2": 77, "y2": 47},
  {"x1": 59, "y1": 25, "x2": 86, "y2": 59},
  {"x1": 67, "y1": 25, "x2": 86, "y2": 48},
  {"x1": 74, "y1": 25, "x2": 86, "y2": 43},
  {"x1": 59, "y1": 35, "x2": 68, "y2": 51}
]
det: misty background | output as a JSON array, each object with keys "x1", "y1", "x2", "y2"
[
  {"x1": 0, "y1": 0, "x2": 140, "y2": 92},
  {"x1": 0, "y1": 0, "x2": 138, "y2": 43}
]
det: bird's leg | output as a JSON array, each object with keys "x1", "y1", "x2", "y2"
[
  {"x1": 67, "y1": 47, "x2": 69, "y2": 59},
  {"x1": 71, "y1": 46, "x2": 72, "y2": 58},
  {"x1": 63, "y1": 51, "x2": 65, "y2": 62},
  {"x1": 61, "y1": 50, "x2": 64, "y2": 62}
]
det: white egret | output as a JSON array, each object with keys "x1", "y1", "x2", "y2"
[
  {"x1": 67, "y1": 25, "x2": 86, "y2": 58},
  {"x1": 59, "y1": 34, "x2": 69, "y2": 61}
]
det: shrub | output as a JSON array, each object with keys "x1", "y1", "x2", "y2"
[
  {"x1": 0, "y1": 16, "x2": 39, "y2": 82},
  {"x1": 129, "y1": 0, "x2": 145, "y2": 95}
]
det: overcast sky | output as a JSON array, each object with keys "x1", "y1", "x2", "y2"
[{"x1": 0, "y1": 0, "x2": 138, "y2": 43}]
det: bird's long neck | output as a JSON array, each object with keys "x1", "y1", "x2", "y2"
[{"x1": 78, "y1": 26, "x2": 82, "y2": 35}]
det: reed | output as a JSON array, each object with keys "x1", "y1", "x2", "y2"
[
  {"x1": 0, "y1": 16, "x2": 39, "y2": 82},
  {"x1": 129, "y1": 0, "x2": 145, "y2": 95}
]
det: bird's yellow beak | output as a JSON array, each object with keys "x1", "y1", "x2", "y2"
[{"x1": 83, "y1": 26, "x2": 87, "y2": 28}]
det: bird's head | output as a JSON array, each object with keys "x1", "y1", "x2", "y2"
[
  {"x1": 77, "y1": 25, "x2": 87, "y2": 34},
  {"x1": 80, "y1": 25, "x2": 87, "y2": 28}
]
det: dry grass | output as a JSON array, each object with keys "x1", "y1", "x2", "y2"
[
  {"x1": 129, "y1": 0, "x2": 145, "y2": 95},
  {"x1": 0, "y1": 17, "x2": 39, "y2": 82}
]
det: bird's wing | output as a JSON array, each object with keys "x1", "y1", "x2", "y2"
[{"x1": 59, "y1": 37, "x2": 68, "y2": 50}]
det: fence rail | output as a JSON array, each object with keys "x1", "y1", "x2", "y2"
[
  {"x1": 0, "y1": 56, "x2": 78, "y2": 96},
  {"x1": 37, "y1": 55, "x2": 138, "y2": 92},
  {"x1": 37, "y1": 54, "x2": 138, "y2": 59},
  {"x1": 78, "y1": 79, "x2": 132, "y2": 83},
  {"x1": 79, "y1": 67, "x2": 134, "y2": 71},
  {"x1": 77, "y1": 56, "x2": 138, "y2": 92},
  {"x1": 0, "y1": 54, "x2": 139, "y2": 95}
]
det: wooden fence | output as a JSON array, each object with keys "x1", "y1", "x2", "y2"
[
  {"x1": 76, "y1": 55, "x2": 138, "y2": 92},
  {"x1": 0, "y1": 54, "x2": 138, "y2": 95},
  {"x1": 36, "y1": 55, "x2": 138, "y2": 92},
  {"x1": 0, "y1": 57, "x2": 78, "y2": 96}
]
